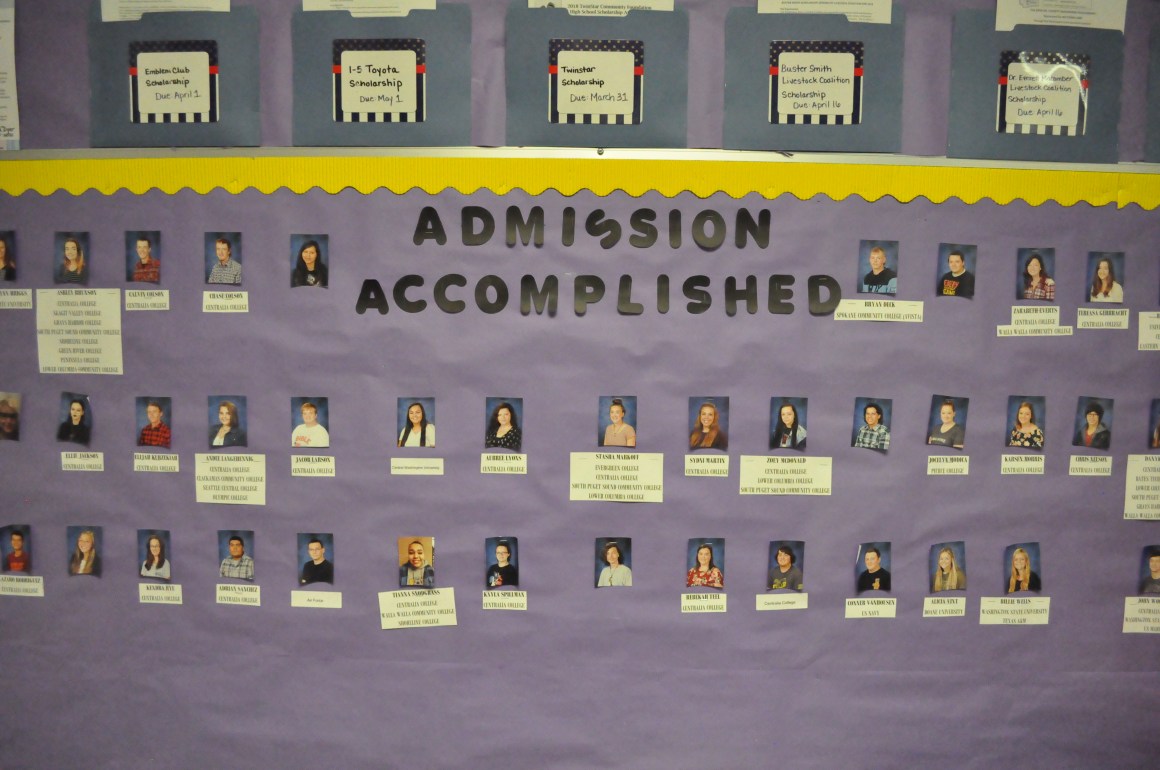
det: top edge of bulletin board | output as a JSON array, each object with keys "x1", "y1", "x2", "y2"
[{"x1": 1, "y1": 150, "x2": 1159, "y2": 208}]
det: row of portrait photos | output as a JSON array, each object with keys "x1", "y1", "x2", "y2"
[
  {"x1": 6, "y1": 392, "x2": 1160, "y2": 453},
  {"x1": 0, "y1": 231, "x2": 1152, "y2": 304},
  {"x1": 3, "y1": 526, "x2": 1160, "y2": 597}
]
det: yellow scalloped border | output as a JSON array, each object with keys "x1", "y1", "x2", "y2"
[{"x1": 1, "y1": 156, "x2": 1158, "y2": 208}]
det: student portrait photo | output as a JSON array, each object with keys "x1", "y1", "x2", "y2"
[
  {"x1": 852, "y1": 397, "x2": 891, "y2": 452},
  {"x1": 291, "y1": 234, "x2": 329, "y2": 288},
  {"x1": 768, "y1": 398, "x2": 807, "y2": 451},
  {"x1": 688, "y1": 397, "x2": 728, "y2": 451},
  {"x1": 1139, "y1": 546, "x2": 1160, "y2": 595},
  {"x1": 138, "y1": 530, "x2": 172, "y2": 581},
  {"x1": 595, "y1": 537, "x2": 632, "y2": 587},
  {"x1": 1017, "y1": 247, "x2": 1055, "y2": 301},
  {"x1": 298, "y1": 533, "x2": 334, "y2": 586},
  {"x1": 1150, "y1": 399, "x2": 1160, "y2": 449},
  {"x1": 136, "y1": 396, "x2": 172, "y2": 450},
  {"x1": 929, "y1": 541, "x2": 966, "y2": 593},
  {"x1": 484, "y1": 397, "x2": 523, "y2": 452},
  {"x1": 1005, "y1": 542, "x2": 1041, "y2": 594},
  {"x1": 397, "y1": 398, "x2": 435, "y2": 448},
  {"x1": 219, "y1": 530, "x2": 255, "y2": 581},
  {"x1": 934, "y1": 243, "x2": 975, "y2": 298},
  {"x1": 686, "y1": 538, "x2": 724, "y2": 589},
  {"x1": 927, "y1": 395, "x2": 968, "y2": 450},
  {"x1": 57, "y1": 392, "x2": 92, "y2": 446},
  {"x1": 856, "y1": 542, "x2": 891, "y2": 593},
  {"x1": 126, "y1": 231, "x2": 161, "y2": 283},
  {"x1": 54, "y1": 232, "x2": 89, "y2": 285},
  {"x1": 485, "y1": 536, "x2": 518, "y2": 589},
  {"x1": 2, "y1": 525, "x2": 31, "y2": 574},
  {"x1": 399, "y1": 536, "x2": 435, "y2": 588},
  {"x1": 205, "y1": 232, "x2": 242, "y2": 285},
  {"x1": 0, "y1": 230, "x2": 15, "y2": 281},
  {"x1": 1007, "y1": 395, "x2": 1045, "y2": 450},
  {"x1": 1072, "y1": 396, "x2": 1112, "y2": 450},
  {"x1": 0, "y1": 393, "x2": 21, "y2": 441},
  {"x1": 599, "y1": 396, "x2": 637, "y2": 448},
  {"x1": 767, "y1": 541, "x2": 804, "y2": 592},
  {"x1": 291, "y1": 397, "x2": 330, "y2": 449},
  {"x1": 858, "y1": 239, "x2": 898, "y2": 295},
  {"x1": 1086, "y1": 251, "x2": 1124, "y2": 303},
  {"x1": 67, "y1": 525, "x2": 102, "y2": 577},
  {"x1": 209, "y1": 395, "x2": 247, "y2": 449}
]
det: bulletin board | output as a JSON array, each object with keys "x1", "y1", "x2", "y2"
[{"x1": 2, "y1": 1, "x2": 1159, "y2": 768}]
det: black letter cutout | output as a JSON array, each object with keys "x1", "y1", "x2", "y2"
[
  {"x1": 355, "y1": 279, "x2": 389, "y2": 315},
  {"x1": 434, "y1": 274, "x2": 467, "y2": 313},
  {"x1": 808, "y1": 274, "x2": 841, "y2": 316},
  {"x1": 574, "y1": 275, "x2": 606, "y2": 315},
  {"x1": 393, "y1": 275, "x2": 426, "y2": 313},
  {"x1": 475, "y1": 275, "x2": 510, "y2": 314},
  {"x1": 521, "y1": 275, "x2": 559, "y2": 316},
  {"x1": 413, "y1": 207, "x2": 448, "y2": 246},
  {"x1": 462, "y1": 206, "x2": 495, "y2": 246}
]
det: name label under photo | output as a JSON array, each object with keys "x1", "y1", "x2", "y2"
[
  {"x1": 202, "y1": 291, "x2": 248, "y2": 313},
  {"x1": 125, "y1": 289, "x2": 170, "y2": 311},
  {"x1": 291, "y1": 590, "x2": 343, "y2": 609},
  {"x1": 845, "y1": 597, "x2": 896, "y2": 618},
  {"x1": 391, "y1": 457, "x2": 444, "y2": 475},
  {"x1": 1124, "y1": 454, "x2": 1160, "y2": 519},
  {"x1": 927, "y1": 456, "x2": 969, "y2": 476},
  {"x1": 62, "y1": 452, "x2": 104, "y2": 472},
  {"x1": 0, "y1": 575, "x2": 45, "y2": 597},
  {"x1": 1001, "y1": 454, "x2": 1045, "y2": 475},
  {"x1": 134, "y1": 452, "x2": 179, "y2": 473},
  {"x1": 1138, "y1": 312, "x2": 1160, "y2": 351},
  {"x1": 833, "y1": 299, "x2": 923, "y2": 323},
  {"x1": 194, "y1": 454, "x2": 267, "y2": 505},
  {"x1": 483, "y1": 590, "x2": 528, "y2": 611},
  {"x1": 1011, "y1": 305, "x2": 1060, "y2": 326},
  {"x1": 922, "y1": 596, "x2": 966, "y2": 617},
  {"x1": 139, "y1": 583, "x2": 183, "y2": 604},
  {"x1": 1076, "y1": 307, "x2": 1129, "y2": 330},
  {"x1": 739, "y1": 455, "x2": 831, "y2": 495},
  {"x1": 685, "y1": 453, "x2": 729, "y2": 477},
  {"x1": 216, "y1": 583, "x2": 261, "y2": 606},
  {"x1": 756, "y1": 593, "x2": 808, "y2": 611},
  {"x1": 379, "y1": 587, "x2": 458, "y2": 629},
  {"x1": 979, "y1": 596, "x2": 1050, "y2": 624},
  {"x1": 481, "y1": 453, "x2": 528, "y2": 475},
  {"x1": 0, "y1": 288, "x2": 32, "y2": 309},
  {"x1": 681, "y1": 593, "x2": 727, "y2": 613},
  {"x1": 570, "y1": 452, "x2": 664, "y2": 502},
  {"x1": 292, "y1": 455, "x2": 336, "y2": 477},
  {"x1": 1122, "y1": 597, "x2": 1160, "y2": 634},
  {"x1": 1069, "y1": 454, "x2": 1112, "y2": 476},
  {"x1": 36, "y1": 288, "x2": 123, "y2": 375}
]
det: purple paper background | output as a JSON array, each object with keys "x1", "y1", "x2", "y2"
[
  {"x1": 4, "y1": 0, "x2": 1160, "y2": 765},
  {"x1": 0, "y1": 187, "x2": 1157, "y2": 766},
  {"x1": 7, "y1": 0, "x2": 1160, "y2": 157}
]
